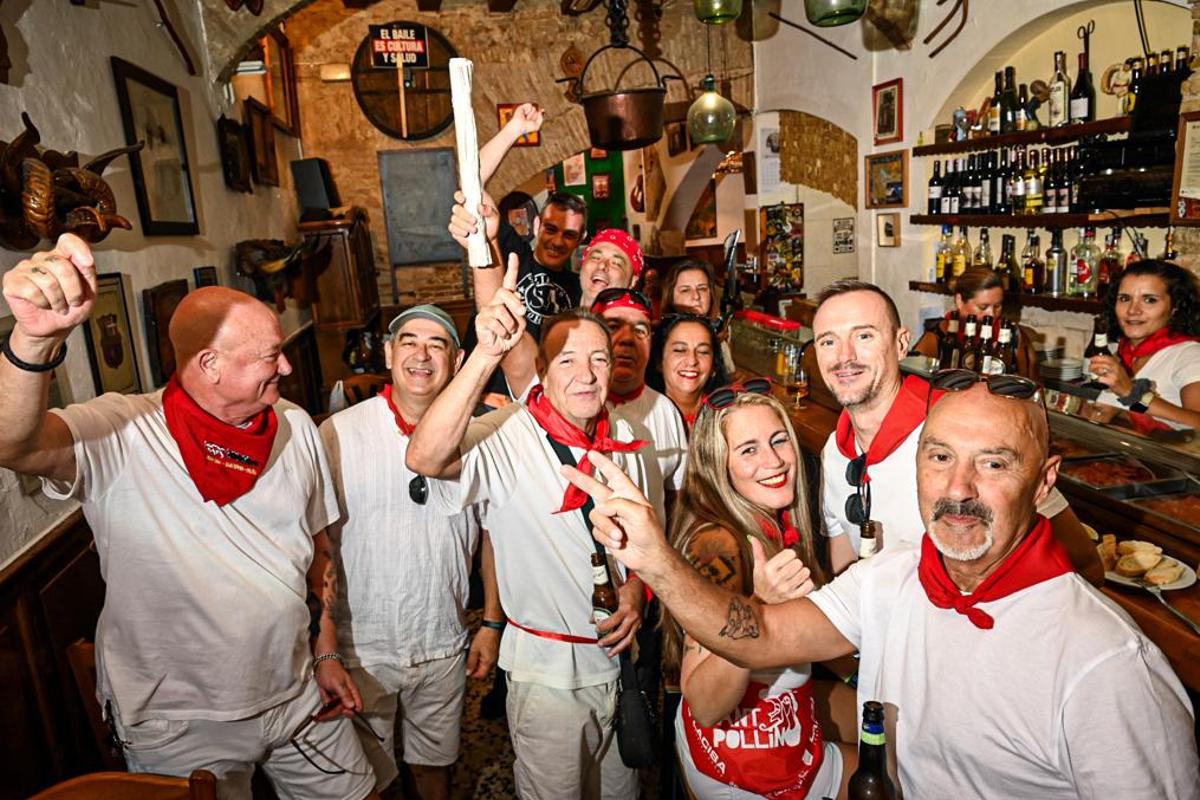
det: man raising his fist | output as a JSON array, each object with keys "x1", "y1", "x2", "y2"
[
  {"x1": 0, "y1": 235, "x2": 380, "y2": 800},
  {"x1": 407, "y1": 254, "x2": 658, "y2": 799}
]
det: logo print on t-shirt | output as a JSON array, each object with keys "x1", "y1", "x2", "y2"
[{"x1": 516, "y1": 271, "x2": 572, "y2": 326}]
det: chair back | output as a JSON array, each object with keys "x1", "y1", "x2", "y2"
[
  {"x1": 30, "y1": 769, "x2": 217, "y2": 800},
  {"x1": 65, "y1": 639, "x2": 125, "y2": 771}
]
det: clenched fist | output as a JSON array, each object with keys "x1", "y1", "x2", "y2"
[{"x1": 2, "y1": 234, "x2": 96, "y2": 343}]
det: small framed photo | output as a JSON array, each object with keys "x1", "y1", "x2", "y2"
[
  {"x1": 666, "y1": 122, "x2": 689, "y2": 157},
  {"x1": 1170, "y1": 109, "x2": 1200, "y2": 226},
  {"x1": 876, "y1": 212, "x2": 901, "y2": 247},
  {"x1": 193, "y1": 265, "x2": 219, "y2": 288},
  {"x1": 590, "y1": 147, "x2": 608, "y2": 159},
  {"x1": 244, "y1": 97, "x2": 279, "y2": 186},
  {"x1": 592, "y1": 172, "x2": 611, "y2": 200},
  {"x1": 83, "y1": 273, "x2": 142, "y2": 395},
  {"x1": 872, "y1": 78, "x2": 903, "y2": 146},
  {"x1": 864, "y1": 149, "x2": 908, "y2": 209},
  {"x1": 216, "y1": 115, "x2": 253, "y2": 193},
  {"x1": 143, "y1": 279, "x2": 189, "y2": 387},
  {"x1": 563, "y1": 152, "x2": 586, "y2": 186},
  {"x1": 496, "y1": 103, "x2": 540, "y2": 147}
]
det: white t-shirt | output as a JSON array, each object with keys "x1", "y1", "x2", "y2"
[
  {"x1": 428, "y1": 403, "x2": 658, "y2": 690},
  {"x1": 1096, "y1": 341, "x2": 1200, "y2": 430},
  {"x1": 611, "y1": 386, "x2": 688, "y2": 516},
  {"x1": 319, "y1": 397, "x2": 481, "y2": 668},
  {"x1": 43, "y1": 392, "x2": 338, "y2": 725},
  {"x1": 809, "y1": 545, "x2": 1200, "y2": 799},
  {"x1": 821, "y1": 421, "x2": 1069, "y2": 554}
]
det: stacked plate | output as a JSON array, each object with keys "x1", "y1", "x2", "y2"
[{"x1": 1041, "y1": 358, "x2": 1084, "y2": 381}]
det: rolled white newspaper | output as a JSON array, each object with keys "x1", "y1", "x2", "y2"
[{"x1": 449, "y1": 57, "x2": 491, "y2": 268}]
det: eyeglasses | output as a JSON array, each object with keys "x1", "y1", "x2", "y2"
[
  {"x1": 703, "y1": 377, "x2": 771, "y2": 410},
  {"x1": 409, "y1": 475, "x2": 428, "y2": 505},
  {"x1": 289, "y1": 699, "x2": 384, "y2": 775},
  {"x1": 844, "y1": 453, "x2": 872, "y2": 527}
]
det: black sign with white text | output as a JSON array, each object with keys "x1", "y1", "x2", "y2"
[{"x1": 369, "y1": 23, "x2": 429, "y2": 69}]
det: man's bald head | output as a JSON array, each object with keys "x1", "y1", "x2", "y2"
[
  {"x1": 169, "y1": 287, "x2": 273, "y2": 367},
  {"x1": 926, "y1": 382, "x2": 1050, "y2": 464}
]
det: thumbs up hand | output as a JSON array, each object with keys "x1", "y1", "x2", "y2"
[{"x1": 750, "y1": 537, "x2": 814, "y2": 604}]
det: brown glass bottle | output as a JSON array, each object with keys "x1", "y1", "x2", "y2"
[
  {"x1": 938, "y1": 311, "x2": 961, "y2": 370},
  {"x1": 848, "y1": 701, "x2": 897, "y2": 800},
  {"x1": 960, "y1": 314, "x2": 979, "y2": 371},
  {"x1": 591, "y1": 553, "x2": 619, "y2": 622}
]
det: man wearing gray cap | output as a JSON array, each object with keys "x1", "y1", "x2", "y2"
[{"x1": 319, "y1": 305, "x2": 501, "y2": 799}]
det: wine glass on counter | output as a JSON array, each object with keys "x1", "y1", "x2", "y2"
[{"x1": 790, "y1": 363, "x2": 810, "y2": 410}]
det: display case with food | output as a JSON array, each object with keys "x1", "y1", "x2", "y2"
[{"x1": 1058, "y1": 455, "x2": 1168, "y2": 489}]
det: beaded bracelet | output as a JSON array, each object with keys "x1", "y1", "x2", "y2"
[{"x1": 313, "y1": 652, "x2": 345, "y2": 668}]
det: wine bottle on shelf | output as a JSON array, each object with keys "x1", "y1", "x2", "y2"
[
  {"x1": 1161, "y1": 50, "x2": 1173, "y2": 77},
  {"x1": 1097, "y1": 228, "x2": 1123, "y2": 297},
  {"x1": 1083, "y1": 314, "x2": 1110, "y2": 385},
  {"x1": 998, "y1": 233, "x2": 1020, "y2": 292},
  {"x1": 979, "y1": 151, "x2": 993, "y2": 213},
  {"x1": 962, "y1": 154, "x2": 978, "y2": 214},
  {"x1": 972, "y1": 227, "x2": 994, "y2": 270},
  {"x1": 944, "y1": 159, "x2": 960, "y2": 215},
  {"x1": 988, "y1": 71, "x2": 1003, "y2": 135},
  {"x1": 960, "y1": 314, "x2": 980, "y2": 371},
  {"x1": 933, "y1": 224, "x2": 953, "y2": 284},
  {"x1": 1068, "y1": 227, "x2": 1100, "y2": 298},
  {"x1": 970, "y1": 316, "x2": 992, "y2": 374},
  {"x1": 1147, "y1": 52, "x2": 1159, "y2": 77},
  {"x1": 1067, "y1": 146, "x2": 1084, "y2": 213},
  {"x1": 938, "y1": 310, "x2": 961, "y2": 369},
  {"x1": 1125, "y1": 57, "x2": 1144, "y2": 115},
  {"x1": 1001, "y1": 66, "x2": 1020, "y2": 134},
  {"x1": 951, "y1": 226, "x2": 971, "y2": 284},
  {"x1": 927, "y1": 161, "x2": 943, "y2": 215},
  {"x1": 991, "y1": 149, "x2": 1008, "y2": 214},
  {"x1": 1016, "y1": 84, "x2": 1029, "y2": 131},
  {"x1": 1045, "y1": 230, "x2": 1068, "y2": 296},
  {"x1": 1021, "y1": 231, "x2": 1044, "y2": 294},
  {"x1": 1176, "y1": 46, "x2": 1191, "y2": 74},
  {"x1": 1010, "y1": 147, "x2": 1027, "y2": 215},
  {"x1": 1023, "y1": 148, "x2": 1043, "y2": 215},
  {"x1": 1070, "y1": 51, "x2": 1096, "y2": 123},
  {"x1": 1056, "y1": 149, "x2": 1072, "y2": 213},
  {"x1": 1042, "y1": 149, "x2": 1058, "y2": 214},
  {"x1": 1049, "y1": 50, "x2": 1071, "y2": 126}
]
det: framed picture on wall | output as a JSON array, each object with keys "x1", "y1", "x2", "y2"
[
  {"x1": 872, "y1": 78, "x2": 903, "y2": 145},
  {"x1": 111, "y1": 57, "x2": 199, "y2": 236},
  {"x1": 193, "y1": 266, "x2": 219, "y2": 287},
  {"x1": 216, "y1": 115, "x2": 253, "y2": 193},
  {"x1": 563, "y1": 152, "x2": 586, "y2": 186},
  {"x1": 876, "y1": 212, "x2": 901, "y2": 247},
  {"x1": 82, "y1": 273, "x2": 142, "y2": 395},
  {"x1": 1170, "y1": 109, "x2": 1200, "y2": 226},
  {"x1": 263, "y1": 28, "x2": 301, "y2": 135},
  {"x1": 592, "y1": 172, "x2": 611, "y2": 200},
  {"x1": 245, "y1": 97, "x2": 279, "y2": 186},
  {"x1": 143, "y1": 279, "x2": 189, "y2": 387},
  {"x1": 864, "y1": 149, "x2": 908, "y2": 209}
]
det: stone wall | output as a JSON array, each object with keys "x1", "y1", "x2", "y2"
[
  {"x1": 779, "y1": 110, "x2": 858, "y2": 210},
  {"x1": 285, "y1": 0, "x2": 752, "y2": 304}
]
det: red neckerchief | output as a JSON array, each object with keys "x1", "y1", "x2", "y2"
[
  {"x1": 683, "y1": 410, "x2": 698, "y2": 430},
  {"x1": 834, "y1": 375, "x2": 928, "y2": 483},
  {"x1": 760, "y1": 512, "x2": 800, "y2": 548},
  {"x1": 608, "y1": 383, "x2": 646, "y2": 407},
  {"x1": 162, "y1": 376, "x2": 279, "y2": 506},
  {"x1": 1116, "y1": 327, "x2": 1199, "y2": 373},
  {"x1": 380, "y1": 384, "x2": 415, "y2": 436},
  {"x1": 917, "y1": 515, "x2": 1073, "y2": 630},
  {"x1": 526, "y1": 384, "x2": 648, "y2": 513}
]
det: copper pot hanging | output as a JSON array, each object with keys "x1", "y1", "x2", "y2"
[{"x1": 571, "y1": 43, "x2": 677, "y2": 151}]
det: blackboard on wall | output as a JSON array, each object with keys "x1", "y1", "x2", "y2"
[{"x1": 379, "y1": 148, "x2": 462, "y2": 266}]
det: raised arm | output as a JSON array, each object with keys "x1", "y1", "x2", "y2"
[
  {"x1": 563, "y1": 452, "x2": 855, "y2": 671},
  {"x1": 0, "y1": 234, "x2": 96, "y2": 483},
  {"x1": 478, "y1": 103, "x2": 543, "y2": 187},
  {"x1": 406, "y1": 254, "x2": 526, "y2": 478}
]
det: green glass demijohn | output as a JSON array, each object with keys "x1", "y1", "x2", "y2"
[
  {"x1": 804, "y1": 0, "x2": 867, "y2": 27},
  {"x1": 694, "y1": 0, "x2": 743, "y2": 25},
  {"x1": 687, "y1": 75, "x2": 736, "y2": 144}
]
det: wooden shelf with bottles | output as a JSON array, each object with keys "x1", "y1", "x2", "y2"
[
  {"x1": 909, "y1": 210, "x2": 1170, "y2": 229},
  {"x1": 908, "y1": 281, "x2": 1105, "y2": 314},
  {"x1": 912, "y1": 117, "x2": 1132, "y2": 157}
]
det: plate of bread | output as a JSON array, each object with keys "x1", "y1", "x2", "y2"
[{"x1": 1096, "y1": 535, "x2": 1197, "y2": 590}]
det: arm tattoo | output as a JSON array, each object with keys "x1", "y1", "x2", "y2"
[
  {"x1": 305, "y1": 591, "x2": 322, "y2": 641},
  {"x1": 687, "y1": 528, "x2": 745, "y2": 591},
  {"x1": 718, "y1": 596, "x2": 760, "y2": 640},
  {"x1": 321, "y1": 559, "x2": 336, "y2": 614}
]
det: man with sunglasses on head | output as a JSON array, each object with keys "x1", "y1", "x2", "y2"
[
  {"x1": 811, "y1": 280, "x2": 1102, "y2": 583},
  {"x1": 318, "y1": 305, "x2": 500, "y2": 799},
  {"x1": 0, "y1": 235, "x2": 380, "y2": 800},
  {"x1": 561, "y1": 379, "x2": 1200, "y2": 799},
  {"x1": 406, "y1": 257, "x2": 656, "y2": 799}
]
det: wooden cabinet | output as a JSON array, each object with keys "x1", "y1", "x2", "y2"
[
  {"x1": 278, "y1": 323, "x2": 323, "y2": 416},
  {"x1": 301, "y1": 207, "x2": 379, "y2": 331}
]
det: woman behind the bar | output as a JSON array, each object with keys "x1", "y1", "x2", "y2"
[
  {"x1": 661, "y1": 259, "x2": 737, "y2": 371},
  {"x1": 912, "y1": 266, "x2": 1039, "y2": 378},
  {"x1": 663, "y1": 388, "x2": 853, "y2": 800},
  {"x1": 1088, "y1": 260, "x2": 1200, "y2": 430},
  {"x1": 646, "y1": 313, "x2": 729, "y2": 430}
]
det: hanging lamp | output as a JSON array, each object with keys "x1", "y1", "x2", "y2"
[
  {"x1": 688, "y1": 74, "x2": 735, "y2": 143},
  {"x1": 804, "y1": 0, "x2": 867, "y2": 27},
  {"x1": 693, "y1": 0, "x2": 742, "y2": 25}
]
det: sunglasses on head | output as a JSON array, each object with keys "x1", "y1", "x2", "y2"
[
  {"x1": 661, "y1": 312, "x2": 722, "y2": 337},
  {"x1": 704, "y1": 377, "x2": 772, "y2": 410},
  {"x1": 926, "y1": 368, "x2": 1050, "y2": 445},
  {"x1": 593, "y1": 287, "x2": 652, "y2": 310}
]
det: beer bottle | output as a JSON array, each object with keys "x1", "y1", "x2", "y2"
[
  {"x1": 1083, "y1": 314, "x2": 1110, "y2": 386},
  {"x1": 859, "y1": 520, "x2": 880, "y2": 559},
  {"x1": 848, "y1": 701, "x2": 897, "y2": 799},
  {"x1": 975, "y1": 316, "x2": 994, "y2": 374},
  {"x1": 992, "y1": 323, "x2": 1014, "y2": 375},
  {"x1": 938, "y1": 311, "x2": 961, "y2": 370},
  {"x1": 960, "y1": 314, "x2": 979, "y2": 371},
  {"x1": 1001, "y1": 322, "x2": 1020, "y2": 375},
  {"x1": 591, "y1": 553, "x2": 619, "y2": 622}
]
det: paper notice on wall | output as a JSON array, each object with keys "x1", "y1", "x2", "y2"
[
  {"x1": 833, "y1": 217, "x2": 855, "y2": 254},
  {"x1": 756, "y1": 125, "x2": 782, "y2": 196},
  {"x1": 1179, "y1": 120, "x2": 1200, "y2": 200}
]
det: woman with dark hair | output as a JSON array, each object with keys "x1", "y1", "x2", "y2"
[
  {"x1": 662, "y1": 259, "x2": 717, "y2": 317},
  {"x1": 1088, "y1": 260, "x2": 1200, "y2": 430},
  {"x1": 911, "y1": 266, "x2": 1039, "y2": 378},
  {"x1": 663, "y1": 387, "x2": 852, "y2": 799},
  {"x1": 647, "y1": 313, "x2": 730, "y2": 429}
]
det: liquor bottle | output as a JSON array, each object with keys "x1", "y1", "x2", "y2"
[
  {"x1": 1177, "y1": 46, "x2": 1191, "y2": 73},
  {"x1": 933, "y1": 224, "x2": 953, "y2": 284},
  {"x1": 1097, "y1": 228, "x2": 1124, "y2": 297},
  {"x1": 1049, "y1": 51, "x2": 1071, "y2": 126},
  {"x1": 938, "y1": 311, "x2": 962, "y2": 369},
  {"x1": 979, "y1": 151, "x2": 993, "y2": 213},
  {"x1": 998, "y1": 233, "x2": 1020, "y2": 292},
  {"x1": 591, "y1": 553, "x2": 619, "y2": 622},
  {"x1": 960, "y1": 314, "x2": 980, "y2": 371},
  {"x1": 1070, "y1": 51, "x2": 1096, "y2": 123},
  {"x1": 1083, "y1": 314, "x2": 1110, "y2": 384},
  {"x1": 1016, "y1": 84, "x2": 1029, "y2": 132},
  {"x1": 1045, "y1": 230, "x2": 1068, "y2": 296},
  {"x1": 962, "y1": 154, "x2": 978, "y2": 214},
  {"x1": 858, "y1": 520, "x2": 879, "y2": 559},
  {"x1": 1147, "y1": 52, "x2": 1159, "y2": 77},
  {"x1": 1010, "y1": 147, "x2": 1027, "y2": 214},
  {"x1": 1023, "y1": 148, "x2": 1043, "y2": 214},
  {"x1": 988, "y1": 71, "x2": 1003, "y2": 135},
  {"x1": 1056, "y1": 149, "x2": 1072, "y2": 213},
  {"x1": 992, "y1": 149, "x2": 1009, "y2": 214},
  {"x1": 1162, "y1": 225, "x2": 1179, "y2": 260},
  {"x1": 951, "y1": 226, "x2": 971, "y2": 282},
  {"x1": 927, "y1": 160, "x2": 943, "y2": 215},
  {"x1": 944, "y1": 159, "x2": 960, "y2": 215},
  {"x1": 1001, "y1": 66, "x2": 1020, "y2": 134},
  {"x1": 1021, "y1": 230, "x2": 1044, "y2": 294},
  {"x1": 973, "y1": 316, "x2": 994, "y2": 374},
  {"x1": 1125, "y1": 57, "x2": 1144, "y2": 115},
  {"x1": 849, "y1": 702, "x2": 897, "y2": 800},
  {"x1": 1066, "y1": 146, "x2": 1083, "y2": 213},
  {"x1": 972, "y1": 227, "x2": 994, "y2": 269},
  {"x1": 1161, "y1": 50, "x2": 1173, "y2": 77},
  {"x1": 1069, "y1": 227, "x2": 1100, "y2": 298},
  {"x1": 1042, "y1": 149, "x2": 1058, "y2": 214}
]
